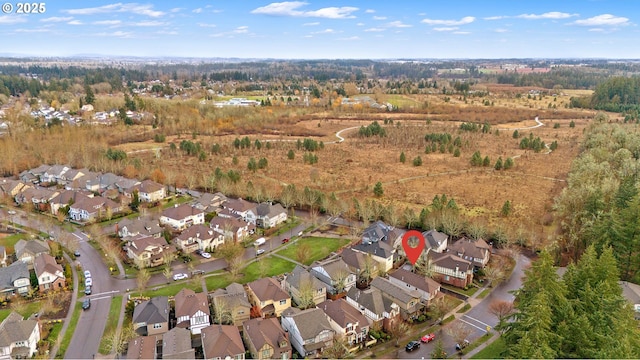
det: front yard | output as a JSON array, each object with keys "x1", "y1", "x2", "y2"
[{"x1": 276, "y1": 236, "x2": 351, "y2": 266}]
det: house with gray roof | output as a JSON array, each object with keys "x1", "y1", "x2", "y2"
[
  {"x1": 370, "y1": 277, "x2": 424, "y2": 320},
  {"x1": 174, "y1": 224, "x2": 223, "y2": 253},
  {"x1": 0, "y1": 311, "x2": 40, "y2": 359},
  {"x1": 422, "y1": 229, "x2": 448, "y2": 253},
  {"x1": 282, "y1": 265, "x2": 326, "y2": 307},
  {"x1": 15, "y1": 239, "x2": 50, "y2": 269},
  {"x1": 448, "y1": 237, "x2": 491, "y2": 269},
  {"x1": 192, "y1": 192, "x2": 227, "y2": 213},
  {"x1": 388, "y1": 268, "x2": 440, "y2": 306},
  {"x1": 210, "y1": 283, "x2": 251, "y2": 326},
  {"x1": 117, "y1": 218, "x2": 163, "y2": 239},
  {"x1": 222, "y1": 198, "x2": 257, "y2": 223},
  {"x1": 249, "y1": 202, "x2": 288, "y2": 228},
  {"x1": 281, "y1": 307, "x2": 335, "y2": 358},
  {"x1": 351, "y1": 240, "x2": 395, "y2": 273},
  {"x1": 345, "y1": 286, "x2": 400, "y2": 331},
  {"x1": 341, "y1": 247, "x2": 380, "y2": 286},
  {"x1": 0, "y1": 261, "x2": 30, "y2": 298},
  {"x1": 133, "y1": 296, "x2": 170, "y2": 336},
  {"x1": 162, "y1": 327, "x2": 195, "y2": 359},
  {"x1": 310, "y1": 258, "x2": 356, "y2": 296},
  {"x1": 319, "y1": 299, "x2": 370, "y2": 346}
]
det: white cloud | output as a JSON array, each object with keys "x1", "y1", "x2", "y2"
[
  {"x1": 421, "y1": 16, "x2": 475, "y2": 26},
  {"x1": 170, "y1": 8, "x2": 183, "y2": 13},
  {"x1": 453, "y1": 31, "x2": 470, "y2": 35},
  {"x1": 387, "y1": 21, "x2": 411, "y2": 28},
  {"x1": 573, "y1": 14, "x2": 629, "y2": 27},
  {"x1": 134, "y1": 20, "x2": 166, "y2": 27},
  {"x1": 365, "y1": 9, "x2": 375, "y2": 13},
  {"x1": 303, "y1": 22, "x2": 320, "y2": 26},
  {"x1": 156, "y1": 30, "x2": 178, "y2": 35},
  {"x1": 233, "y1": 26, "x2": 249, "y2": 34},
  {"x1": 198, "y1": 23, "x2": 217, "y2": 28},
  {"x1": 494, "y1": 28, "x2": 508, "y2": 33},
  {"x1": 193, "y1": 8, "x2": 202, "y2": 14},
  {"x1": 41, "y1": 16, "x2": 73, "y2": 23},
  {"x1": 338, "y1": 36, "x2": 359, "y2": 41},
  {"x1": 433, "y1": 27, "x2": 458, "y2": 32},
  {"x1": 251, "y1": 2, "x2": 358, "y2": 19},
  {"x1": 14, "y1": 28, "x2": 51, "y2": 33},
  {"x1": 517, "y1": 12, "x2": 578, "y2": 19},
  {"x1": 64, "y1": 3, "x2": 165, "y2": 17},
  {"x1": 484, "y1": 16, "x2": 505, "y2": 20},
  {"x1": 588, "y1": 28, "x2": 605, "y2": 32},
  {"x1": 0, "y1": 15, "x2": 27, "y2": 24},
  {"x1": 356, "y1": 22, "x2": 364, "y2": 26},
  {"x1": 364, "y1": 27, "x2": 385, "y2": 32},
  {"x1": 93, "y1": 20, "x2": 121, "y2": 26},
  {"x1": 373, "y1": 16, "x2": 386, "y2": 20},
  {"x1": 96, "y1": 30, "x2": 133, "y2": 38},
  {"x1": 312, "y1": 28, "x2": 340, "y2": 34},
  {"x1": 67, "y1": 20, "x2": 83, "y2": 25}
]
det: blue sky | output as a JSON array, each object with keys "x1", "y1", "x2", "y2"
[{"x1": 0, "y1": 1, "x2": 638, "y2": 58}]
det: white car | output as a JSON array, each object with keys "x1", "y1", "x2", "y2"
[
  {"x1": 200, "y1": 252, "x2": 211, "y2": 259},
  {"x1": 256, "y1": 249, "x2": 266, "y2": 256},
  {"x1": 85, "y1": 277, "x2": 92, "y2": 287},
  {"x1": 84, "y1": 270, "x2": 91, "y2": 279},
  {"x1": 173, "y1": 273, "x2": 188, "y2": 281}
]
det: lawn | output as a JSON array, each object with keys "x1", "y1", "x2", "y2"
[
  {"x1": 98, "y1": 295, "x2": 123, "y2": 354},
  {"x1": 240, "y1": 256, "x2": 297, "y2": 284},
  {"x1": 205, "y1": 274, "x2": 233, "y2": 292},
  {"x1": 0, "y1": 232, "x2": 29, "y2": 252},
  {"x1": 472, "y1": 336, "x2": 506, "y2": 359},
  {"x1": 441, "y1": 283, "x2": 481, "y2": 298},
  {"x1": 270, "y1": 218, "x2": 301, "y2": 237},
  {"x1": 58, "y1": 301, "x2": 82, "y2": 358},
  {"x1": 276, "y1": 237, "x2": 350, "y2": 266},
  {"x1": 0, "y1": 300, "x2": 43, "y2": 321},
  {"x1": 477, "y1": 288, "x2": 491, "y2": 299},
  {"x1": 140, "y1": 281, "x2": 202, "y2": 298}
]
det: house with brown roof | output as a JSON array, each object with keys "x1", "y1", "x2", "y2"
[
  {"x1": 341, "y1": 247, "x2": 380, "y2": 286},
  {"x1": 201, "y1": 324, "x2": 245, "y2": 360},
  {"x1": 448, "y1": 237, "x2": 491, "y2": 269},
  {"x1": 175, "y1": 288, "x2": 211, "y2": 335},
  {"x1": 15, "y1": 239, "x2": 50, "y2": 268},
  {"x1": 67, "y1": 194, "x2": 121, "y2": 222},
  {"x1": 162, "y1": 327, "x2": 195, "y2": 359},
  {"x1": 282, "y1": 265, "x2": 326, "y2": 308},
  {"x1": 345, "y1": 286, "x2": 400, "y2": 332},
  {"x1": 246, "y1": 277, "x2": 291, "y2": 318},
  {"x1": 209, "y1": 216, "x2": 255, "y2": 242},
  {"x1": 319, "y1": 299, "x2": 370, "y2": 346},
  {"x1": 222, "y1": 198, "x2": 257, "y2": 222},
  {"x1": 370, "y1": 277, "x2": 424, "y2": 321},
  {"x1": 33, "y1": 253, "x2": 66, "y2": 292},
  {"x1": 0, "y1": 311, "x2": 40, "y2": 359},
  {"x1": 174, "y1": 224, "x2": 223, "y2": 253},
  {"x1": 210, "y1": 283, "x2": 251, "y2": 326},
  {"x1": 126, "y1": 235, "x2": 174, "y2": 268},
  {"x1": 388, "y1": 268, "x2": 440, "y2": 306},
  {"x1": 160, "y1": 204, "x2": 205, "y2": 230},
  {"x1": 0, "y1": 179, "x2": 29, "y2": 197},
  {"x1": 280, "y1": 307, "x2": 335, "y2": 358},
  {"x1": 130, "y1": 179, "x2": 166, "y2": 203},
  {"x1": 133, "y1": 296, "x2": 170, "y2": 336},
  {"x1": 14, "y1": 187, "x2": 59, "y2": 211},
  {"x1": 126, "y1": 336, "x2": 156, "y2": 359},
  {"x1": 117, "y1": 218, "x2": 163, "y2": 239},
  {"x1": 243, "y1": 317, "x2": 292, "y2": 360},
  {"x1": 310, "y1": 258, "x2": 356, "y2": 297},
  {"x1": 431, "y1": 252, "x2": 474, "y2": 288}
]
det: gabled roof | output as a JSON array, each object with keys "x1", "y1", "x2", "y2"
[
  {"x1": 162, "y1": 327, "x2": 195, "y2": 359},
  {"x1": 70, "y1": 194, "x2": 119, "y2": 213},
  {"x1": 223, "y1": 198, "x2": 257, "y2": 213},
  {"x1": 255, "y1": 202, "x2": 286, "y2": 218},
  {"x1": 312, "y1": 257, "x2": 354, "y2": 280},
  {"x1": 448, "y1": 238, "x2": 491, "y2": 260},
  {"x1": 362, "y1": 220, "x2": 391, "y2": 244},
  {"x1": 210, "y1": 216, "x2": 254, "y2": 233},
  {"x1": 422, "y1": 229, "x2": 448, "y2": 250},
  {"x1": 15, "y1": 239, "x2": 50, "y2": 258},
  {"x1": 0, "y1": 311, "x2": 38, "y2": 347},
  {"x1": 389, "y1": 268, "x2": 440, "y2": 294},
  {"x1": 136, "y1": 179, "x2": 165, "y2": 194},
  {"x1": 161, "y1": 204, "x2": 203, "y2": 220},
  {"x1": 247, "y1": 277, "x2": 289, "y2": 303},
  {"x1": 201, "y1": 325, "x2": 245, "y2": 359},
  {"x1": 243, "y1": 318, "x2": 289, "y2": 355},
  {"x1": 211, "y1": 283, "x2": 251, "y2": 309},
  {"x1": 175, "y1": 288, "x2": 210, "y2": 321},
  {"x1": 176, "y1": 224, "x2": 216, "y2": 242},
  {"x1": 126, "y1": 336, "x2": 156, "y2": 359},
  {"x1": 282, "y1": 307, "x2": 333, "y2": 340},
  {"x1": 128, "y1": 236, "x2": 170, "y2": 257},
  {"x1": 346, "y1": 286, "x2": 388, "y2": 315},
  {"x1": 370, "y1": 277, "x2": 420, "y2": 304},
  {"x1": 133, "y1": 296, "x2": 169, "y2": 325},
  {"x1": 286, "y1": 265, "x2": 325, "y2": 292},
  {"x1": 352, "y1": 240, "x2": 394, "y2": 259},
  {"x1": 0, "y1": 261, "x2": 29, "y2": 290},
  {"x1": 319, "y1": 298, "x2": 369, "y2": 331},
  {"x1": 118, "y1": 218, "x2": 163, "y2": 237},
  {"x1": 33, "y1": 253, "x2": 63, "y2": 278},
  {"x1": 431, "y1": 252, "x2": 473, "y2": 272}
]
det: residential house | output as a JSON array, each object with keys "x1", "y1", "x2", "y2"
[
  {"x1": 40, "y1": 165, "x2": 69, "y2": 184},
  {"x1": 209, "y1": 216, "x2": 255, "y2": 242},
  {"x1": 351, "y1": 241, "x2": 395, "y2": 273},
  {"x1": 84, "y1": 172, "x2": 121, "y2": 193},
  {"x1": 0, "y1": 261, "x2": 30, "y2": 298},
  {"x1": 370, "y1": 277, "x2": 423, "y2": 320},
  {"x1": 201, "y1": 325, "x2": 245, "y2": 360},
  {"x1": 33, "y1": 253, "x2": 66, "y2": 292},
  {"x1": 160, "y1": 204, "x2": 205, "y2": 231},
  {"x1": 361, "y1": 220, "x2": 404, "y2": 249},
  {"x1": 210, "y1": 283, "x2": 251, "y2": 326},
  {"x1": 388, "y1": 268, "x2": 440, "y2": 306},
  {"x1": 14, "y1": 187, "x2": 59, "y2": 212},
  {"x1": 0, "y1": 246, "x2": 6, "y2": 267},
  {"x1": 448, "y1": 238, "x2": 492, "y2": 269},
  {"x1": 126, "y1": 336, "x2": 157, "y2": 359},
  {"x1": 310, "y1": 258, "x2": 356, "y2": 296},
  {"x1": 132, "y1": 179, "x2": 166, "y2": 203},
  {"x1": 431, "y1": 252, "x2": 474, "y2": 288},
  {"x1": 281, "y1": 265, "x2": 326, "y2": 307},
  {"x1": 174, "y1": 224, "x2": 223, "y2": 253},
  {"x1": 222, "y1": 198, "x2": 257, "y2": 223},
  {"x1": 345, "y1": 286, "x2": 400, "y2": 331},
  {"x1": 318, "y1": 299, "x2": 370, "y2": 346},
  {"x1": 22, "y1": 164, "x2": 50, "y2": 183},
  {"x1": 175, "y1": 288, "x2": 211, "y2": 335},
  {"x1": 246, "y1": 277, "x2": 291, "y2": 318},
  {"x1": 59, "y1": 168, "x2": 88, "y2": 186},
  {"x1": 0, "y1": 312, "x2": 40, "y2": 359},
  {"x1": 114, "y1": 178, "x2": 141, "y2": 196},
  {"x1": 133, "y1": 296, "x2": 170, "y2": 336},
  {"x1": 341, "y1": 248, "x2": 380, "y2": 286},
  {"x1": 126, "y1": 235, "x2": 174, "y2": 268},
  {"x1": 67, "y1": 194, "x2": 121, "y2": 222},
  {"x1": 0, "y1": 179, "x2": 29, "y2": 198},
  {"x1": 280, "y1": 307, "x2": 334, "y2": 358},
  {"x1": 162, "y1": 327, "x2": 195, "y2": 359},
  {"x1": 250, "y1": 202, "x2": 288, "y2": 228},
  {"x1": 243, "y1": 317, "x2": 292, "y2": 360},
  {"x1": 49, "y1": 189, "x2": 88, "y2": 216},
  {"x1": 14, "y1": 239, "x2": 50, "y2": 269},
  {"x1": 192, "y1": 192, "x2": 227, "y2": 213},
  {"x1": 423, "y1": 229, "x2": 448, "y2": 253},
  {"x1": 117, "y1": 218, "x2": 163, "y2": 239}
]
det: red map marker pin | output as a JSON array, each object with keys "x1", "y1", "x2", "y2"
[{"x1": 402, "y1": 230, "x2": 426, "y2": 265}]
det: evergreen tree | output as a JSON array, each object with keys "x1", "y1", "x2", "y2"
[
  {"x1": 400, "y1": 151, "x2": 406, "y2": 163},
  {"x1": 373, "y1": 182, "x2": 384, "y2": 197},
  {"x1": 287, "y1": 149, "x2": 295, "y2": 160},
  {"x1": 495, "y1": 157, "x2": 503, "y2": 170},
  {"x1": 483, "y1": 155, "x2": 491, "y2": 167}
]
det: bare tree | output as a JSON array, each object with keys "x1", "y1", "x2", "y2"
[
  {"x1": 296, "y1": 243, "x2": 311, "y2": 265},
  {"x1": 388, "y1": 319, "x2": 409, "y2": 346},
  {"x1": 162, "y1": 265, "x2": 173, "y2": 283},
  {"x1": 217, "y1": 241, "x2": 244, "y2": 279},
  {"x1": 446, "y1": 322, "x2": 473, "y2": 348},
  {"x1": 333, "y1": 269, "x2": 349, "y2": 295},
  {"x1": 488, "y1": 300, "x2": 514, "y2": 334},
  {"x1": 296, "y1": 279, "x2": 316, "y2": 310},
  {"x1": 429, "y1": 296, "x2": 451, "y2": 324},
  {"x1": 322, "y1": 335, "x2": 352, "y2": 359},
  {"x1": 212, "y1": 298, "x2": 233, "y2": 325},
  {"x1": 483, "y1": 264, "x2": 506, "y2": 287},
  {"x1": 103, "y1": 323, "x2": 136, "y2": 355},
  {"x1": 136, "y1": 267, "x2": 150, "y2": 295},
  {"x1": 414, "y1": 253, "x2": 434, "y2": 278}
]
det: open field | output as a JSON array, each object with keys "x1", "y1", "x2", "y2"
[{"x1": 277, "y1": 236, "x2": 351, "y2": 266}]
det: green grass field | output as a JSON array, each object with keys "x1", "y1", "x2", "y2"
[
  {"x1": 276, "y1": 236, "x2": 350, "y2": 266},
  {"x1": 205, "y1": 274, "x2": 233, "y2": 292},
  {"x1": 0, "y1": 232, "x2": 29, "y2": 253},
  {"x1": 57, "y1": 301, "x2": 82, "y2": 358},
  {"x1": 0, "y1": 300, "x2": 42, "y2": 322},
  {"x1": 140, "y1": 281, "x2": 202, "y2": 298},
  {"x1": 471, "y1": 336, "x2": 506, "y2": 359},
  {"x1": 98, "y1": 295, "x2": 123, "y2": 354},
  {"x1": 240, "y1": 256, "x2": 297, "y2": 283}
]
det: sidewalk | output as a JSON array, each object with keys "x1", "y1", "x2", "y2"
[{"x1": 49, "y1": 253, "x2": 78, "y2": 359}]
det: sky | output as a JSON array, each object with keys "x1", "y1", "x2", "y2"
[{"x1": 0, "y1": 0, "x2": 638, "y2": 59}]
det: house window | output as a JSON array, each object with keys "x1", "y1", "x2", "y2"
[
  {"x1": 235, "y1": 354, "x2": 243, "y2": 360},
  {"x1": 153, "y1": 323, "x2": 162, "y2": 329},
  {"x1": 238, "y1": 310, "x2": 245, "y2": 315},
  {"x1": 279, "y1": 299, "x2": 287, "y2": 305},
  {"x1": 262, "y1": 349, "x2": 270, "y2": 358}
]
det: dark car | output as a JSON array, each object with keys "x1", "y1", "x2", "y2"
[
  {"x1": 82, "y1": 298, "x2": 91, "y2": 310},
  {"x1": 405, "y1": 341, "x2": 420, "y2": 352},
  {"x1": 74, "y1": 250, "x2": 81, "y2": 257},
  {"x1": 456, "y1": 339, "x2": 470, "y2": 351},
  {"x1": 281, "y1": 238, "x2": 290, "y2": 244}
]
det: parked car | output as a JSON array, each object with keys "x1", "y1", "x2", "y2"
[
  {"x1": 173, "y1": 273, "x2": 188, "y2": 281},
  {"x1": 281, "y1": 238, "x2": 290, "y2": 244},
  {"x1": 74, "y1": 250, "x2": 81, "y2": 257},
  {"x1": 200, "y1": 252, "x2": 211, "y2": 259},
  {"x1": 253, "y1": 237, "x2": 266, "y2": 247},
  {"x1": 191, "y1": 269, "x2": 205, "y2": 276},
  {"x1": 256, "y1": 249, "x2": 266, "y2": 256},
  {"x1": 84, "y1": 270, "x2": 91, "y2": 279},
  {"x1": 405, "y1": 341, "x2": 421, "y2": 352},
  {"x1": 7, "y1": 210, "x2": 16, "y2": 215},
  {"x1": 85, "y1": 278, "x2": 92, "y2": 287},
  {"x1": 421, "y1": 333, "x2": 436, "y2": 343},
  {"x1": 456, "y1": 339, "x2": 470, "y2": 351},
  {"x1": 84, "y1": 286, "x2": 92, "y2": 295},
  {"x1": 82, "y1": 298, "x2": 91, "y2": 310}
]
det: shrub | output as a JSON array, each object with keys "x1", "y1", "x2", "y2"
[{"x1": 413, "y1": 156, "x2": 423, "y2": 166}]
